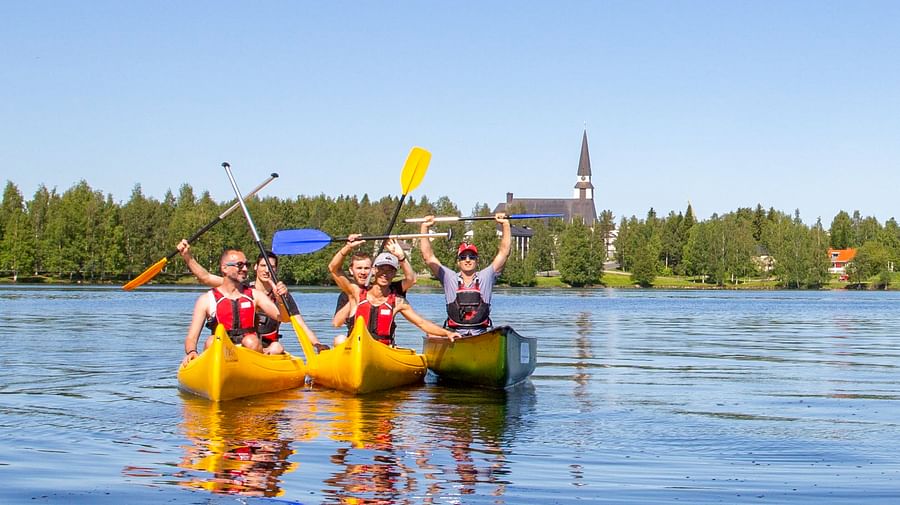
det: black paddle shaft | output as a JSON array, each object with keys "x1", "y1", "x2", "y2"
[{"x1": 375, "y1": 194, "x2": 408, "y2": 256}]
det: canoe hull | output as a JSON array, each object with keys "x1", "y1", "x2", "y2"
[
  {"x1": 310, "y1": 318, "x2": 427, "y2": 394},
  {"x1": 423, "y1": 326, "x2": 537, "y2": 388},
  {"x1": 177, "y1": 325, "x2": 307, "y2": 401}
]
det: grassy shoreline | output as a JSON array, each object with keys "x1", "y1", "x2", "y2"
[{"x1": 1, "y1": 271, "x2": 891, "y2": 290}]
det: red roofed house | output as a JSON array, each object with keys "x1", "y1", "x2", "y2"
[{"x1": 828, "y1": 248, "x2": 857, "y2": 280}]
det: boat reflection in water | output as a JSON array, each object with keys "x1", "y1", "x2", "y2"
[
  {"x1": 175, "y1": 382, "x2": 537, "y2": 502},
  {"x1": 314, "y1": 383, "x2": 536, "y2": 504},
  {"x1": 417, "y1": 383, "x2": 537, "y2": 501},
  {"x1": 177, "y1": 390, "x2": 316, "y2": 497},
  {"x1": 318, "y1": 389, "x2": 417, "y2": 503},
  {"x1": 312, "y1": 382, "x2": 535, "y2": 504}
]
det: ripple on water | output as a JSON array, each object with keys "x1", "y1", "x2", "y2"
[{"x1": 2, "y1": 286, "x2": 900, "y2": 503}]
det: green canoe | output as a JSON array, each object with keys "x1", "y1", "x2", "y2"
[{"x1": 423, "y1": 326, "x2": 537, "y2": 388}]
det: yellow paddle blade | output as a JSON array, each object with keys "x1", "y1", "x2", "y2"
[
  {"x1": 400, "y1": 146, "x2": 431, "y2": 195},
  {"x1": 122, "y1": 257, "x2": 169, "y2": 291},
  {"x1": 289, "y1": 315, "x2": 319, "y2": 367}
]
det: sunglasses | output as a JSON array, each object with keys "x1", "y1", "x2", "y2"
[
  {"x1": 457, "y1": 254, "x2": 478, "y2": 261},
  {"x1": 225, "y1": 261, "x2": 250, "y2": 269}
]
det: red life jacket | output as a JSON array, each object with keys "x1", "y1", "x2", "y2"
[
  {"x1": 208, "y1": 286, "x2": 256, "y2": 343},
  {"x1": 445, "y1": 277, "x2": 491, "y2": 329},
  {"x1": 355, "y1": 288, "x2": 396, "y2": 345}
]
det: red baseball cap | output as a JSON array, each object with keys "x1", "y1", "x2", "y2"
[{"x1": 457, "y1": 243, "x2": 478, "y2": 256}]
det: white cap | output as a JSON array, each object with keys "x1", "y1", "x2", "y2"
[{"x1": 373, "y1": 252, "x2": 399, "y2": 269}]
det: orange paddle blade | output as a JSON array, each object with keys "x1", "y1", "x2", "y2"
[
  {"x1": 400, "y1": 146, "x2": 431, "y2": 195},
  {"x1": 122, "y1": 257, "x2": 168, "y2": 291}
]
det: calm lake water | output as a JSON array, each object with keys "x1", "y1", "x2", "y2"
[{"x1": 1, "y1": 285, "x2": 898, "y2": 504}]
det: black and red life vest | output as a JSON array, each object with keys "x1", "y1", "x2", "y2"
[
  {"x1": 445, "y1": 277, "x2": 491, "y2": 329},
  {"x1": 354, "y1": 288, "x2": 397, "y2": 345},
  {"x1": 256, "y1": 290, "x2": 282, "y2": 345},
  {"x1": 207, "y1": 286, "x2": 256, "y2": 343}
]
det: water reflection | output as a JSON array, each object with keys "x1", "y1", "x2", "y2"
[
  {"x1": 417, "y1": 384, "x2": 537, "y2": 502},
  {"x1": 319, "y1": 392, "x2": 417, "y2": 504},
  {"x1": 15, "y1": 286, "x2": 899, "y2": 503},
  {"x1": 177, "y1": 392, "x2": 310, "y2": 497},
  {"x1": 574, "y1": 311, "x2": 594, "y2": 397},
  {"x1": 296, "y1": 385, "x2": 538, "y2": 504}
]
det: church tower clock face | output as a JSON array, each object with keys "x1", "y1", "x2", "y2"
[{"x1": 581, "y1": 176, "x2": 587, "y2": 181}]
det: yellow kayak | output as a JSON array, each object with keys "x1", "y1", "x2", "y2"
[
  {"x1": 307, "y1": 317, "x2": 427, "y2": 394},
  {"x1": 177, "y1": 324, "x2": 308, "y2": 401}
]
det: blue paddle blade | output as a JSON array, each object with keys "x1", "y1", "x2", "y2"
[{"x1": 272, "y1": 229, "x2": 334, "y2": 255}]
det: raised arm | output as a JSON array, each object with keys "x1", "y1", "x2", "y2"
[
  {"x1": 328, "y1": 235, "x2": 364, "y2": 299},
  {"x1": 396, "y1": 299, "x2": 459, "y2": 342},
  {"x1": 177, "y1": 239, "x2": 223, "y2": 287},
  {"x1": 491, "y1": 214, "x2": 512, "y2": 273},
  {"x1": 418, "y1": 216, "x2": 443, "y2": 277},
  {"x1": 385, "y1": 239, "x2": 417, "y2": 292}
]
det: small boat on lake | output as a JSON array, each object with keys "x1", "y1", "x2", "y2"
[
  {"x1": 307, "y1": 317, "x2": 428, "y2": 394},
  {"x1": 423, "y1": 326, "x2": 537, "y2": 388},
  {"x1": 177, "y1": 324, "x2": 308, "y2": 401}
]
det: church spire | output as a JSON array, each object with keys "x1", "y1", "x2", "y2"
[
  {"x1": 577, "y1": 129, "x2": 592, "y2": 177},
  {"x1": 573, "y1": 129, "x2": 594, "y2": 200}
]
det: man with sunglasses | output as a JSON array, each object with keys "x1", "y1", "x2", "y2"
[
  {"x1": 177, "y1": 243, "x2": 326, "y2": 366},
  {"x1": 418, "y1": 213, "x2": 511, "y2": 335}
]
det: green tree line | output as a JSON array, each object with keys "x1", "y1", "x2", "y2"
[
  {"x1": 2, "y1": 180, "x2": 896, "y2": 288},
  {"x1": 0, "y1": 180, "x2": 586, "y2": 286},
  {"x1": 616, "y1": 204, "x2": 900, "y2": 288}
]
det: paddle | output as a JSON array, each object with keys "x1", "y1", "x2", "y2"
[
  {"x1": 365, "y1": 147, "x2": 431, "y2": 283},
  {"x1": 272, "y1": 229, "x2": 451, "y2": 255},
  {"x1": 384, "y1": 146, "x2": 431, "y2": 240},
  {"x1": 404, "y1": 213, "x2": 564, "y2": 224},
  {"x1": 122, "y1": 173, "x2": 279, "y2": 290},
  {"x1": 222, "y1": 162, "x2": 324, "y2": 366}
]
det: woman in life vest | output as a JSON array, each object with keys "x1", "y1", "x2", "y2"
[
  {"x1": 328, "y1": 237, "x2": 459, "y2": 347},
  {"x1": 181, "y1": 248, "x2": 291, "y2": 367},
  {"x1": 331, "y1": 244, "x2": 416, "y2": 335},
  {"x1": 177, "y1": 240, "x2": 327, "y2": 354},
  {"x1": 418, "y1": 213, "x2": 511, "y2": 336}
]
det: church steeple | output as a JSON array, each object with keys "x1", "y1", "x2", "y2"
[{"x1": 573, "y1": 129, "x2": 594, "y2": 200}]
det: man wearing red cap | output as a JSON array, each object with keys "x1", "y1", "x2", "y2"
[{"x1": 419, "y1": 213, "x2": 511, "y2": 335}]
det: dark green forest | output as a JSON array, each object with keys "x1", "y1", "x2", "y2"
[{"x1": 1, "y1": 180, "x2": 897, "y2": 288}]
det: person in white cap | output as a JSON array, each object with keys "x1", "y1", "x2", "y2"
[
  {"x1": 418, "y1": 213, "x2": 511, "y2": 335},
  {"x1": 330, "y1": 234, "x2": 416, "y2": 334},
  {"x1": 328, "y1": 237, "x2": 459, "y2": 347}
]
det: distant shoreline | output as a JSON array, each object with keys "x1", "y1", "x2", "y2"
[{"x1": 0, "y1": 273, "x2": 881, "y2": 291}]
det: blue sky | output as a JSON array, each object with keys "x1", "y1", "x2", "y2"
[{"x1": 3, "y1": 1, "x2": 899, "y2": 226}]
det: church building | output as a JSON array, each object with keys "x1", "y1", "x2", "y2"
[
  {"x1": 493, "y1": 129, "x2": 598, "y2": 225},
  {"x1": 491, "y1": 130, "x2": 601, "y2": 259}
]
